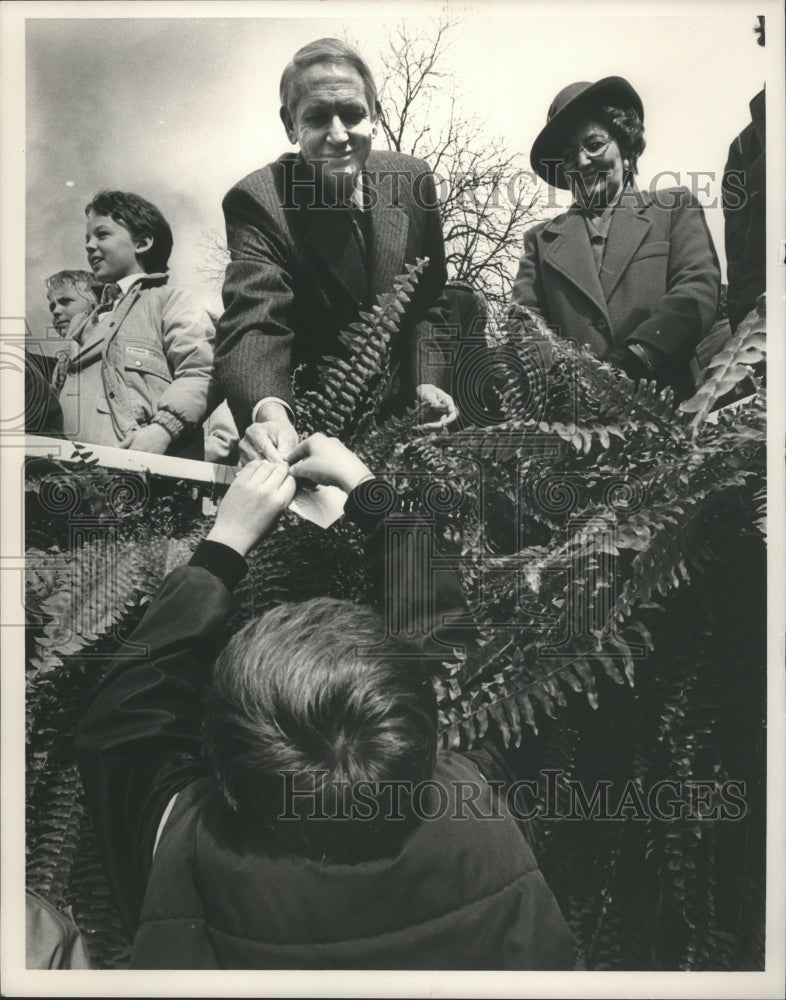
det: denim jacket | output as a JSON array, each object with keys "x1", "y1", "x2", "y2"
[{"x1": 62, "y1": 274, "x2": 221, "y2": 450}]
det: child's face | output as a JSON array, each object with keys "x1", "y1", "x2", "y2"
[
  {"x1": 47, "y1": 283, "x2": 96, "y2": 336},
  {"x1": 85, "y1": 211, "x2": 149, "y2": 282}
]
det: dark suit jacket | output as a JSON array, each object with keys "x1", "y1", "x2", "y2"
[
  {"x1": 723, "y1": 90, "x2": 765, "y2": 332},
  {"x1": 215, "y1": 151, "x2": 451, "y2": 432},
  {"x1": 510, "y1": 186, "x2": 720, "y2": 395}
]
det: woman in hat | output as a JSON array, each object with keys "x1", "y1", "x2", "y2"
[{"x1": 510, "y1": 77, "x2": 720, "y2": 399}]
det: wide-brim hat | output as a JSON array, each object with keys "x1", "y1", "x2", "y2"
[{"x1": 530, "y1": 76, "x2": 644, "y2": 189}]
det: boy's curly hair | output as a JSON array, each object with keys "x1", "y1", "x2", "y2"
[{"x1": 85, "y1": 190, "x2": 173, "y2": 273}]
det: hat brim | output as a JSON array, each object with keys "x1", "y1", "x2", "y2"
[{"x1": 530, "y1": 77, "x2": 644, "y2": 189}]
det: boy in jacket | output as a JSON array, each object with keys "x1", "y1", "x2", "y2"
[
  {"x1": 76, "y1": 434, "x2": 574, "y2": 970},
  {"x1": 59, "y1": 190, "x2": 220, "y2": 459}
]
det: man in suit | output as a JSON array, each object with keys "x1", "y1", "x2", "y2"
[
  {"x1": 215, "y1": 38, "x2": 457, "y2": 463},
  {"x1": 722, "y1": 17, "x2": 766, "y2": 334},
  {"x1": 511, "y1": 77, "x2": 720, "y2": 400}
]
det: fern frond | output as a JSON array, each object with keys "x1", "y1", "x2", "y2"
[
  {"x1": 610, "y1": 501, "x2": 712, "y2": 623},
  {"x1": 680, "y1": 300, "x2": 765, "y2": 432},
  {"x1": 752, "y1": 485, "x2": 766, "y2": 538},
  {"x1": 506, "y1": 306, "x2": 682, "y2": 430},
  {"x1": 299, "y1": 257, "x2": 429, "y2": 439},
  {"x1": 28, "y1": 535, "x2": 164, "y2": 674}
]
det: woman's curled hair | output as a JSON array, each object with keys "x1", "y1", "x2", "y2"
[{"x1": 600, "y1": 104, "x2": 646, "y2": 172}]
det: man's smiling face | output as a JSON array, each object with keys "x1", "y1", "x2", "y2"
[{"x1": 281, "y1": 61, "x2": 376, "y2": 199}]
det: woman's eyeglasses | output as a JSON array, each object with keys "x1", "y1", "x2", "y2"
[{"x1": 560, "y1": 134, "x2": 613, "y2": 171}]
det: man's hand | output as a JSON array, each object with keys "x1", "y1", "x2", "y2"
[
  {"x1": 287, "y1": 433, "x2": 373, "y2": 494},
  {"x1": 121, "y1": 423, "x2": 172, "y2": 455},
  {"x1": 239, "y1": 420, "x2": 299, "y2": 465},
  {"x1": 239, "y1": 400, "x2": 298, "y2": 465},
  {"x1": 206, "y1": 459, "x2": 296, "y2": 556},
  {"x1": 415, "y1": 383, "x2": 459, "y2": 431}
]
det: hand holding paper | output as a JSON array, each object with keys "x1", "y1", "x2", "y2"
[
  {"x1": 206, "y1": 459, "x2": 296, "y2": 556},
  {"x1": 287, "y1": 433, "x2": 374, "y2": 494}
]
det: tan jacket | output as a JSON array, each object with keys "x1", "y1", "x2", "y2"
[{"x1": 61, "y1": 274, "x2": 220, "y2": 455}]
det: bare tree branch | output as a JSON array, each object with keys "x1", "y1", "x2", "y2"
[{"x1": 372, "y1": 17, "x2": 547, "y2": 317}]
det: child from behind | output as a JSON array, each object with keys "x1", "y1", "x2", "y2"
[
  {"x1": 59, "y1": 190, "x2": 220, "y2": 458},
  {"x1": 76, "y1": 434, "x2": 575, "y2": 970}
]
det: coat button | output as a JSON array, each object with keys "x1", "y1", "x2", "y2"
[
  {"x1": 135, "y1": 360, "x2": 142, "y2": 367},
  {"x1": 596, "y1": 318, "x2": 608, "y2": 331}
]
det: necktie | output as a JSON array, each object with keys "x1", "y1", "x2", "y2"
[{"x1": 349, "y1": 206, "x2": 366, "y2": 259}]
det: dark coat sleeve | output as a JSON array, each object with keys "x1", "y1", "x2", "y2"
[
  {"x1": 405, "y1": 166, "x2": 453, "y2": 392},
  {"x1": 75, "y1": 542, "x2": 245, "y2": 934},
  {"x1": 214, "y1": 180, "x2": 298, "y2": 430},
  {"x1": 624, "y1": 191, "x2": 720, "y2": 363},
  {"x1": 722, "y1": 102, "x2": 766, "y2": 331}
]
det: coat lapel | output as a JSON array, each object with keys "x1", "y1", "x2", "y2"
[
  {"x1": 367, "y1": 168, "x2": 409, "y2": 300},
  {"x1": 599, "y1": 191, "x2": 652, "y2": 301},
  {"x1": 541, "y1": 211, "x2": 609, "y2": 321}
]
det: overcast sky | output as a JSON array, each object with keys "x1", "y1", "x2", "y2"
[{"x1": 20, "y1": 1, "x2": 770, "y2": 344}]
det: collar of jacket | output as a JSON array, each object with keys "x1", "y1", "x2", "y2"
[
  {"x1": 121, "y1": 272, "x2": 170, "y2": 291},
  {"x1": 279, "y1": 152, "x2": 410, "y2": 307},
  {"x1": 539, "y1": 185, "x2": 654, "y2": 315},
  {"x1": 107, "y1": 272, "x2": 169, "y2": 322},
  {"x1": 67, "y1": 272, "x2": 170, "y2": 363},
  {"x1": 133, "y1": 752, "x2": 561, "y2": 970}
]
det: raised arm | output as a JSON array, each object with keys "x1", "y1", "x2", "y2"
[{"x1": 75, "y1": 461, "x2": 295, "y2": 932}]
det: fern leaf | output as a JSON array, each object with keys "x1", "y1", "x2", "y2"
[
  {"x1": 300, "y1": 257, "x2": 429, "y2": 439},
  {"x1": 679, "y1": 300, "x2": 765, "y2": 431}
]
